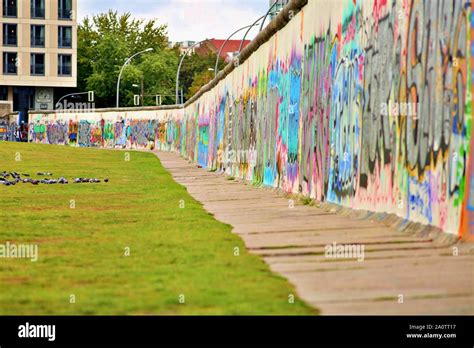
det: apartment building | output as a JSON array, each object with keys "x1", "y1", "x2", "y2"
[{"x1": 0, "y1": 0, "x2": 77, "y2": 121}]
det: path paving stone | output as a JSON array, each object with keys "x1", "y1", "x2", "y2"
[{"x1": 154, "y1": 151, "x2": 474, "y2": 315}]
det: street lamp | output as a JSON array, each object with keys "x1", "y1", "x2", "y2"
[
  {"x1": 237, "y1": 15, "x2": 266, "y2": 54},
  {"x1": 56, "y1": 91, "x2": 94, "y2": 109},
  {"x1": 214, "y1": 23, "x2": 259, "y2": 77},
  {"x1": 238, "y1": 0, "x2": 280, "y2": 54},
  {"x1": 116, "y1": 47, "x2": 153, "y2": 108},
  {"x1": 176, "y1": 38, "x2": 212, "y2": 104},
  {"x1": 259, "y1": 0, "x2": 282, "y2": 32}
]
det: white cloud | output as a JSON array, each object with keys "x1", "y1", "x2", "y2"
[{"x1": 78, "y1": 0, "x2": 269, "y2": 42}]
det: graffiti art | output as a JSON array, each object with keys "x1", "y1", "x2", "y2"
[{"x1": 28, "y1": 0, "x2": 472, "y2": 238}]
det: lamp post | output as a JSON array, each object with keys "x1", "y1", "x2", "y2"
[
  {"x1": 238, "y1": 0, "x2": 280, "y2": 54},
  {"x1": 237, "y1": 15, "x2": 265, "y2": 54},
  {"x1": 259, "y1": 0, "x2": 282, "y2": 32},
  {"x1": 116, "y1": 48, "x2": 153, "y2": 108},
  {"x1": 56, "y1": 91, "x2": 94, "y2": 109},
  {"x1": 176, "y1": 39, "x2": 211, "y2": 104},
  {"x1": 214, "y1": 23, "x2": 259, "y2": 77}
]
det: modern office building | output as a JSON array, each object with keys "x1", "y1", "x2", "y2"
[{"x1": 0, "y1": 0, "x2": 77, "y2": 120}]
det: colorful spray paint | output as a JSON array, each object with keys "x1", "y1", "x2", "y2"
[{"x1": 28, "y1": 0, "x2": 472, "y2": 237}]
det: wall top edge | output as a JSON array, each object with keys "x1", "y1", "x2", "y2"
[
  {"x1": 28, "y1": 104, "x2": 184, "y2": 116},
  {"x1": 27, "y1": 0, "x2": 307, "y2": 115}
]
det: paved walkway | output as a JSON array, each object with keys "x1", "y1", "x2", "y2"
[{"x1": 155, "y1": 151, "x2": 474, "y2": 315}]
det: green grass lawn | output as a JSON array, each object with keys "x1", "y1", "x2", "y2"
[{"x1": 0, "y1": 142, "x2": 315, "y2": 315}]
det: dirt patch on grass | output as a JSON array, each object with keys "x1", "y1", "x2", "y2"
[{"x1": 1, "y1": 276, "x2": 31, "y2": 285}]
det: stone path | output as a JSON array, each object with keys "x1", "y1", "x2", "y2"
[{"x1": 154, "y1": 151, "x2": 474, "y2": 315}]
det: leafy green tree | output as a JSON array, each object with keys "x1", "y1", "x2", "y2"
[
  {"x1": 77, "y1": 11, "x2": 227, "y2": 106},
  {"x1": 180, "y1": 52, "x2": 226, "y2": 100},
  {"x1": 77, "y1": 17, "x2": 97, "y2": 93},
  {"x1": 78, "y1": 11, "x2": 170, "y2": 107},
  {"x1": 121, "y1": 50, "x2": 179, "y2": 106},
  {"x1": 187, "y1": 70, "x2": 214, "y2": 99},
  {"x1": 86, "y1": 33, "x2": 129, "y2": 106}
]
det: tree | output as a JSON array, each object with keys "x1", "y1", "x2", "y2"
[
  {"x1": 78, "y1": 11, "x2": 171, "y2": 107},
  {"x1": 180, "y1": 52, "x2": 226, "y2": 100},
  {"x1": 86, "y1": 33, "x2": 129, "y2": 106},
  {"x1": 121, "y1": 50, "x2": 178, "y2": 106},
  {"x1": 187, "y1": 70, "x2": 214, "y2": 99},
  {"x1": 77, "y1": 11, "x2": 227, "y2": 106},
  {"x1": 77, "y1": 17, "x2": 97, "y2": 93}
]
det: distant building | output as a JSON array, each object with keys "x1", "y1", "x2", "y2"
[
  {"x1": 169, "y1": 40, "x2": 197, "y2": 55},
  {"x1": 0, "y1": 0, "x2": 77, "y2": 121},
  {"x1": 195, "y1": 39, "x2": 251, "y2": 63},
  {"x1": 269, "y1": 0, "x2": 290, "y2": 20}
]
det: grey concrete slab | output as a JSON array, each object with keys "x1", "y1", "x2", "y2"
[{"x1": 154, "y1": 151, "x2": 474, "y2": 315}]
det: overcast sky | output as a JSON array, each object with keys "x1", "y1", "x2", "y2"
[{"x1": 78, "y1": 0, "x2": 270, "y2": 42}]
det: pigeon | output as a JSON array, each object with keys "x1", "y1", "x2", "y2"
[{"x1": 1, "y1": 172, "x2": 108, "y2": 187}]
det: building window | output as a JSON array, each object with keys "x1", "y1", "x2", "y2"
[
  {"x1": 3, "y1": 0, "x2": 16, "y2": 17},
  {"x1": 3, "y1": 52, "x2": 17, "y2": 74},
  {"x1": 30, "y1": 53, "x2": 45, "y2": 75},
  {"x1": 31, "y1": 25, "x2": 45, "y2": 47},
  {"x1": 58, "y1": 54, "x2": 71, "y2": 76},
  {"x1": 58, "y1": 26, "x2": 72, "y2": 48},
  {"x1": 0, "y1": 86, "x2": 7, "y2": 100},
  {"x1": 58, "y1": 0, "x2": 72, "y2": 20},
  {"x1": 3, "y1": 23, "x2": 17, "y2": 46},
  {"x1": 31, "y1": 0, "x2": 45, "y2": 18}
]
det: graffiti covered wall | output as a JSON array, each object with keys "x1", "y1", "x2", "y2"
[
  {"x1": 0, "y1": 115, "x2": 18, "y2": 141},
  {"x1": 28, "y1": 110, "x2": 181, "y2": 152},
  {"x1": 29, "y1": 0, "x2": 473, "y2": 238}
]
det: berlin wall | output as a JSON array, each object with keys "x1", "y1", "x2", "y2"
[{"x1": 28, "y1": 0, "x2": 474, "y2": 238}]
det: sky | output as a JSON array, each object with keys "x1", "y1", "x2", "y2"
[{"x1": 78, "y1": 0, "x2": 270, "y2": 43}]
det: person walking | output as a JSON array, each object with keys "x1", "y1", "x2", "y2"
[
  {"x1": 14, "y1": 127, "x2": 21, "y2": 142},
  {"x1": 21, "y1": 124, "x2": 27, "y2": 142}
]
